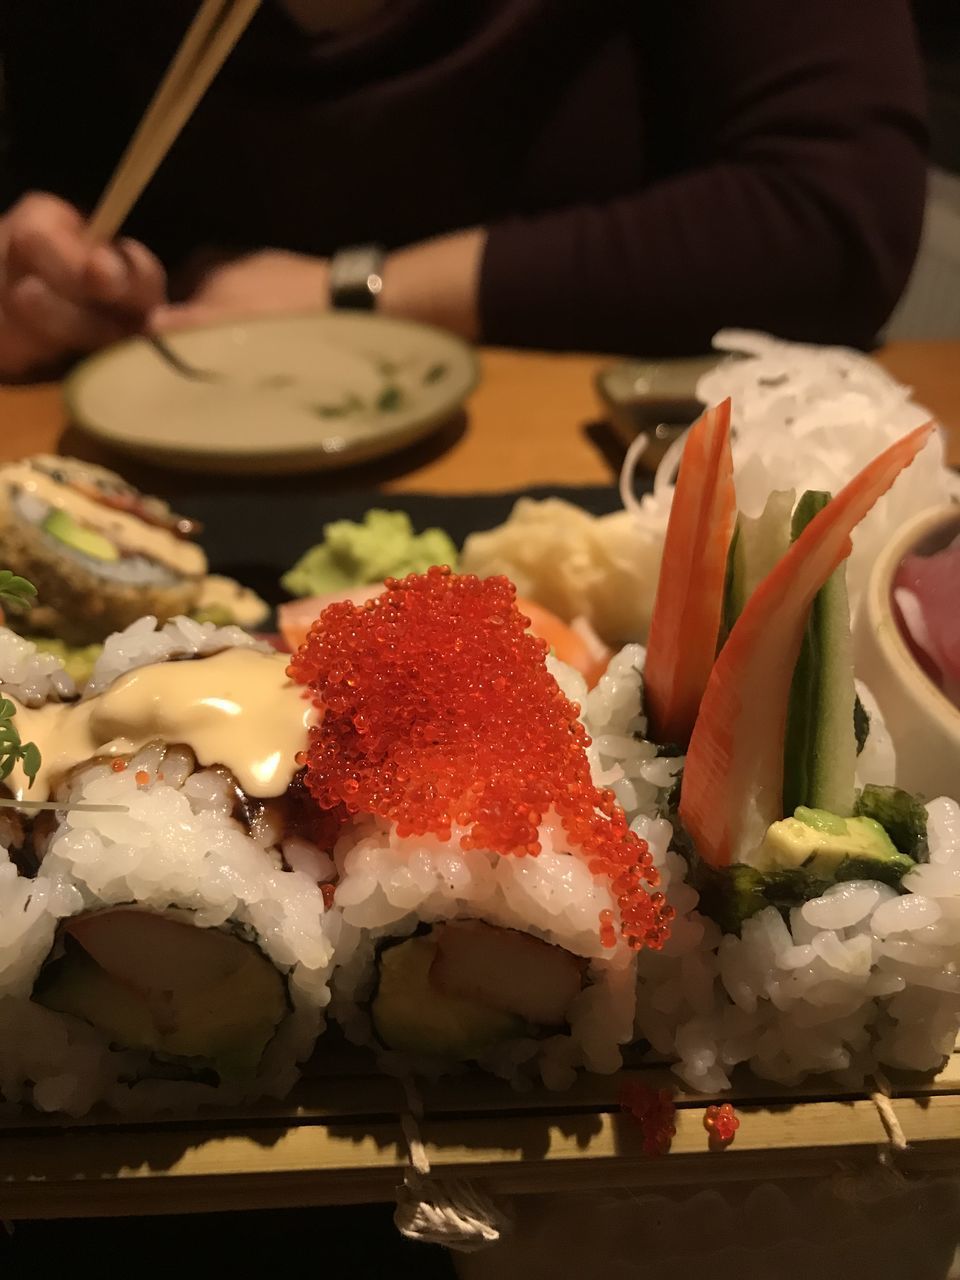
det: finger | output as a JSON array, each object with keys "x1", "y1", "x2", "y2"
[
  {"x1": 6, "y1": 274, "x2": 132, "y2": 353},
  {"x1": 117, "y1": 238, "x2": 167, "y2": 311},
  {"x1": 4, "y1": 193, "x2": 91, "y2": 298},
  {"x1": 150, "y1": 301, "x2": 225, "y2": 332},
  {"x1": 85, "y1": 238, "x2": 166, "y2": 313}
]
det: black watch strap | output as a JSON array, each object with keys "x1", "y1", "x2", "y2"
[{"x1": 329, "y1": 244, "x2": 386, "y2": 310}]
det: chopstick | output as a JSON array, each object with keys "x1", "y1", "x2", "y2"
[{"x1": 88, "y1": 0, "x2": 261, "y2": 243}]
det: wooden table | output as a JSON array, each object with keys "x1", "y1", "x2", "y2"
[
  {"x1": 1, "y1": 340, "x2": 959, "y2": 1220},
  {"x1": 1, "y1": 340, "x2": 958, "y2": 485}
]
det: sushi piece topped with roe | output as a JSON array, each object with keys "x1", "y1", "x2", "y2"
[{"x1": 288, "y1": 566, "x2": 673, "y2": 952}]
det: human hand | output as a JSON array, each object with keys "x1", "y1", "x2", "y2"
[
  {"x1": 153, "y1": 250, "x2": 331, "y2": 331},
  {"x1": 0, "y1": 193, "x2": 166, "y2": 380}
]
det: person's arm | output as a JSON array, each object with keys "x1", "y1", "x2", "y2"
[
  {"x1": 152, "y1": 231, "x2": 487, "y2": 339},
  {"x1": 378, "y1": 229, "x2": 486, "y2": 341},
  {"x1": 475, "y1": 0, "x2": 927, "y2": 353},
  {"x1": 165, "y1": 0, "x2": 924, "y2": 353},
  {"x1": 30, "y1": 0, "x2": 925, "y2": 360}
]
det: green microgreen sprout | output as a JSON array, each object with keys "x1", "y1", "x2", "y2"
[
  {"x1": 0, "y1": 573, "x2": 42, "y2": 787},
  {"x1": 0, "y1": 572, "x2": 38, "y2": 612}
]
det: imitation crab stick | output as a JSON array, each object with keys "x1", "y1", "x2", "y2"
[
  {"x1": 679, "y1": 422, "x2": 935, "y2": 868},
  {"x1": 643, "y1": 399, "x2": 736, "y2": 746}
]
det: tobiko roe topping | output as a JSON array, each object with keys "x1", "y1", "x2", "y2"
[{"x1": 288, "y1": 567, "x2": 672, "y2": 950}]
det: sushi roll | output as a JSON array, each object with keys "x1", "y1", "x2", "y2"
[
  {"x1": 0, "y1": 455, "x2": 207, "y2": 643},
  {"x1": 286, "y1": 567, "x2": 673, "y2": 1089},
  {"x1": 0, "y1": 619, "x2": 339, "y2": 1116},
  {"x1": 587, "y1": 643, "x2": 960, "y2": 1090},
  {"x1": 597, "y1": 405, "x2": 960, "y2": 1091}
]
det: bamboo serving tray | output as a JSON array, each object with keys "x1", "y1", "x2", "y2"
[{"x1": 1, "y1": 1041, "x2": 958, "y2": 1220}]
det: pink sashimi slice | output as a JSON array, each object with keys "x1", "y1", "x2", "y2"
[
  {"x1": 430, "y1": 920, "x2": 586, "y2": 1026},
  {"x1": 893, "y1": 533, "x2": 960, "y2": 707},
  {"x1": 891, "y1": 587, "x2": 945, "y2": 690},
  {"x1": 254, "y1": 632, "x2": 289, "y2": 653},
  {"x1": 278, "y1": 585, "x2": 384, "y2": 652}
]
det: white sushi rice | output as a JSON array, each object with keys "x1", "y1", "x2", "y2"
[
  {"x1": 84, "y1": 614, "x2": 271, "y2": 697},
  {"x1": 578, "y1": 645, "x2": 683, "y2": 812},
  {"x1": 0, "y1": 743, "x2": 338, "y2": 1116},
  {"x1": 582, "y1": 645, "x2": 960, "y2": 1091},
  {"x1": 0, "y1": 626, "x2": 75, "y2": 705}
]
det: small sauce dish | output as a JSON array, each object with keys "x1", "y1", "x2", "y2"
[{"x1": 854, "y1": 503, "x2": 960, "y2": 798}]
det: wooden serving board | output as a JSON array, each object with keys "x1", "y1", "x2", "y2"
[{"x1": 2, "y1": 1044, "x2": 958, "y2": 1219}]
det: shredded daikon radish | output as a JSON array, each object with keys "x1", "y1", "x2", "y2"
[
  {"x1": 664, "y1": 331, "x2": 957, "y2": 613},
  {"x1": 470, "y1": 332, "x2": 958, "y2": 643},
  {"x1": 618, "y1": 433, "x2": 649, "y2": 516}
]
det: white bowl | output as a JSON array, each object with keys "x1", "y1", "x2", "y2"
[{"x1": 854, "y1": 503, "x2": 960, "y2": 799}]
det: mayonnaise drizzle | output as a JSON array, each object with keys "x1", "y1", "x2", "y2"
[
  {"x1": 2, "y1": 462, "x2": 206, "y2": 577},
  {"x1": 6, "y1": 649, "x2": 315, "y2": 801}
]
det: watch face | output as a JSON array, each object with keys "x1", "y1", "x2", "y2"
[{"x1": 332, "y1": 245, "x2": 385, "y2": 309}]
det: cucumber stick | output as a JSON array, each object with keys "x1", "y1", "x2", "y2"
[
  {"x1": 782, "y1": 491, "x2": 857, "y2": 817},
  {"x1": 720, "y1": 488, "x2": 795, "y2": 645}
]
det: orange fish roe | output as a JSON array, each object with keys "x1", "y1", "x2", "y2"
[
  {"x1": 134, "y1": 769, "x2": 150, "y2": 785},
  {"x1": 111, "y1": 759, "x2": 127, "y2": 773},
  {"x1": 704, "y1": 1102, "x2": 740, "y2": 1147},
  {"x1": 288, "y1": 567, "x2": 672, "y2": 949},
  {"x1": 620, "y1": 1082, "x2": 676, "y2": 1156}
]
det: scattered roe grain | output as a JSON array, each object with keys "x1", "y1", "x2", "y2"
[
  {"x1": 620, "y1": 1082, "x2": 677, "y2": 1155},
  {"x1": 288, "y1": 568, "x2": 672, "y2": 949},
  {"x1": 704, "y1": 1102, "x2": 740, "y2": 1146}
]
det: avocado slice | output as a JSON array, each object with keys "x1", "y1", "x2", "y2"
[
  {"x1": 696, "y1": 812, "x2": 915, "y2": 934},
  {"x1": 35, "y1": 910, "x2": 287, "y2": 1081},
  {"x1": 36, "y1": 943, "x2": 158, "y2": 1047},
  {"x1": 43, "y1": 509, "x2": 119, "y2": 562},
  {"x1": 372, "y1": 935, "x2": 524, "y2": 1059},
  {"x1": 756, "y1": 807, "x2": 916, "y2": 884},
  {"x1": 695, "y1": 805, "x2": 917, "y2": 935}
]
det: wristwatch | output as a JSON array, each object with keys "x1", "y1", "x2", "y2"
[{"x1": 329, "y1": 244, "x2": 386, "y2": 310}]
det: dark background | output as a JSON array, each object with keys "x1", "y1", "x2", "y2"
[{"x1": 913, "y1": 0, "x2": 960, "y2": 174}]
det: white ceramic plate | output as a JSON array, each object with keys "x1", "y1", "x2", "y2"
[{"x1": 64, "y1": 312, "x2": 480, "y2": 474}]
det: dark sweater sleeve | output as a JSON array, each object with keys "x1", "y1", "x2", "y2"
[{"x1": 480, "y1": 0, "x2": 927, "y2": 354}]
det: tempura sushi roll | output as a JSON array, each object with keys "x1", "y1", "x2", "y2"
[
  {"x1": 0, "y1": 620, "x2": 339, "y2": 1115},
  {"x1": 0, "y1": 456, "x2": 207, "y2": 643},
  {"x1": 286, "y1": 568, "x2": 674, "y2": 1088}
]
